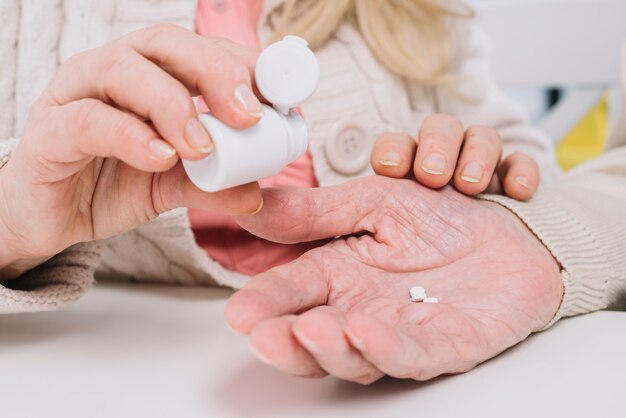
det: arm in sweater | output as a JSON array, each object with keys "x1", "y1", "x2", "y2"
[
  {"x1": 0, "y1": 20, "x2": 270, "y2": 312},
  {"x1": 482, "y1": 146, "x2": 626, "y2": 326},
  {"x1": 0, "y1": 139, "x2": 101, "y2": 313},
  {"x1": 482, "y1": 45, "x2": 626, "y2": 325}
]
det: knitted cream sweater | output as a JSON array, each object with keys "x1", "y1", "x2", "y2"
[{"x1": 1, "y1": 0, "x2": 624, "y2": 326}]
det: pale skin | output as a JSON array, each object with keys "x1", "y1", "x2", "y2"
[
  {"x1": 0, "y1": 24, "x2": 555, "y2": 382},
  {"x1": 371, "y1": 115, "x2": 541, "y2": 200},
  {"x1": 0, "y1": 25, "x2": 267, "y2": 280},
  {"x1": 228, "y1": 176, "x2": 563, "y2": 384}
]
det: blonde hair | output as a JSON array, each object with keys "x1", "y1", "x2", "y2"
[{"x1": 268, "y1": 0, "x2": 473, "y2": 86}]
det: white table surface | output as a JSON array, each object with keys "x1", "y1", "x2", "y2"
[{"x1": 1, "y1": 282, "x2": 624, "y2": 418}]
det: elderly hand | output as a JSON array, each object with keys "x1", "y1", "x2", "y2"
[
  {"x1": 371, "y1": 114, "x2": 540, "y2": 200},
  {"x1": 0, "y1": 25, "x2": 264, "y2": 279},
  {"x1": 226, "y1": 176, "x2": 562, "y2": 384}
]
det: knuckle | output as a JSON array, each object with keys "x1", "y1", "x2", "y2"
[
  {"x1": 206, "y1": 37, "x2": 247, "y2": 63},
  {"x1": 508, "y1": 151, "x2": 529, "y2": 161},
  {"x1": 421, "y1": 132, "x2": 455, "y2": 146},
  {"x1": 159, "y1": 87, "x2": 194, "y2": 117},
  {"x1": 49, "y1": 50, "x2": 93, "y2": 101},
  {"x1": 466, "y1": 125, "x2": 499, "y2": 142},
  {"x1": 376, "y1": 131, "x2": 406, "y2": 144},
  {"x1": 207, "y1": 36, "x2": 234, "y2": 50},
  {"x1": 111, "y1": 114, "x2": 144, "y2": 142},
  {"x1": 142, "y1": 23, "x2": 185, "y2": 41},
  {"x1": 95, "y1": 45, "x2": 135, "y2": 86},
  {"x1": 144, "y1": 88, "x2": 194, "y2": 126},
  {"x1": 202, "y1": 47, "x2": 247, "y2": 80},
  {"x1": 462, "y1": 142, "x2": 491, "y2": 156},
  {"x1": 210, "y1": 36, "x2": 257, "y2": 61},
  {"x1": 425, "y1": 113, "x2": 464, "y2": 130},
  {"x1": 65, "y1": 99, "x2": 100, "y2": 138},
  {"x1": 465, "y1": 125, "x2": 501, "y2": 153},
  {"x1": 58, "y1": 50, "x2": 89, "y2": 73},
  {"x1": 392, "y1": 131, "x2": 413, "y2": 142},
  {"x1": 29, "y1": 95, "x2": 50, "y2": 116},
  {"x1": 507, "y1": 152, "x2": 539, "y2": 171}
]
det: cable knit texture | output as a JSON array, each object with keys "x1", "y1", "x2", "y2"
[
  {"x1": 3, "y1": 0, "x2": 620, "y2": 326},
  {"x1": 480, "y1": 147, "x2": 626, "y2": 329},
  {"x1": 0, "y1": 242, "x2": 100, "y2": 313}
]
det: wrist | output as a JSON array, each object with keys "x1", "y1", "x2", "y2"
[
  {"x1": 480, "y1": 194, "x2": 566, "y2": 328},
  {"x1": 0, "y1": 255, "x2": 51, "y2": 282},
  {"x1": 0, "y1": 163, "x2": 49, "y2": 281}
]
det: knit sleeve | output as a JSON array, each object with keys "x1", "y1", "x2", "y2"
[
  {"x1": 479, "y1": 147, "x2": 626, "y2": 328},
  {"x1": 0, "y1": 139, "x2": 102, "y2": 313},
  {"x1": 434, "y1": 22, "x2": 562, "y2": 185}
]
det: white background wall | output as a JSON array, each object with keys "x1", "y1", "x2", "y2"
[{"x1": 471, "y1": 0, "x2": 626, "y2": 127}]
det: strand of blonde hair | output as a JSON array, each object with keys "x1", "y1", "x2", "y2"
[{"x1": 268, "y1": 0, "x2": 473, "y2": 86}]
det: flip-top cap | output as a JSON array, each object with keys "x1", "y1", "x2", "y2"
[{"x1": 255, "y1": 36, "x2": 320, "y2": 115}]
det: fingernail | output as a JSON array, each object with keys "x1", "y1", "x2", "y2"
[
  {"x1": 185, "y1": 118, "x2": 214, "y2": 153},
  {"x1": 149, "y1": 139, "x2": 177, "y2": 160},
  {"x1": 460, "y1": 161, "x2": 484, "y2": 183},
  {"x1": 344, "y1": 328, "x2": 366, "y2": 351},
  {"x1": 234, "y1": 84, "x2": 264, "y2": 118},
  {"x1": 250, "y1": 198, "x2": 264, "y2": 215},
  {"x1": 516, "y1": 176, "x2": 530, "y2": 189},
  {"x1": 292, "y1": 328, "x2": 322, "y2": 355},
  {"x1": 378, "y1": 151, "x2": 402, "y2": 167},
  {"x1": 225, "y1": 320, "x2": 245, "y2": 336},
  {"x1": 421, "y1": 152, "x2": 447, "y2": 175},
  {"x1": 249, "y1": 344, "x2": 274, "y2": 365}
]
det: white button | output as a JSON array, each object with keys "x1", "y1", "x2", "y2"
[
  {"x1": 211, "y1": 0, "x2": 228, "y2": 13},
  {"x1": 324, "y1": 121, "x2": 371, "y2": 175}
]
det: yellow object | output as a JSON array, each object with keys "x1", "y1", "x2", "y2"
[{"x1": 556, "y1": 95, "x2": 609, "y2": 171}]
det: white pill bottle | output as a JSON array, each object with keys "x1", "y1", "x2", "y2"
[{"x1": 183, "y1": 36, "x2": 320, "y2": 192}]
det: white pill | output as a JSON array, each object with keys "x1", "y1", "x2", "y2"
[
  {"x1": 409, "y1": 286, "x2": 427, "y2": 302},
  {"x1": 423, "y1": 297, "x2": 439, "y2": 304}
]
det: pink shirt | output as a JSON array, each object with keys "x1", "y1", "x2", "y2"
[{"x1": 190, "y1": 0, "x2": 318, "y2": 276}]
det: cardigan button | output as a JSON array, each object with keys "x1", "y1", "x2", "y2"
[
  {"x1": 211, "y1": 0, "x2": 228, "y2": 13},
  {"x1": 324, "y1": 121, "x2": 372, "y2": 175}
]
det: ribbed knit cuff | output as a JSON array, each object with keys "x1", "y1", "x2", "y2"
[
  {"x1": 479, "y1": 188, "x2": 619, "y2": 330},
  {"x1": 0, "y1": 241, "x2": 101, "y2": 313},
  {"x1": 0, "y1": 138, "x2": 102, "y2": 313}
]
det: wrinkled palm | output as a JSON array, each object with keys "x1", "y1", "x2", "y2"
[{"x1": 227, "y1": 176, "x2": 562, "y2": 383}]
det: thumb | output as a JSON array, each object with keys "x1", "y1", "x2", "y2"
[
  {"x1": 235, "y1": 176, "x2": 387, "y2": 244},
  {"x1": 158, "y1": 162, "x2": 263, "y2": 215}
]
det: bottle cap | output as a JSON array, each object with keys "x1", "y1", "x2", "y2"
[{"x1": 255, "y1": 36, "x2": 320, "y2": 115}]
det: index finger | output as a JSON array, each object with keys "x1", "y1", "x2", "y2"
[
  {"x1": 48, "y1": 25, "x2": 263, "y2": 160},
  {"x1": 414, "y1": 114, "x2": 465, "y2": 188},
  {"x1": 122, "y1": 26, "x2": 264, "y2": 127}
]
